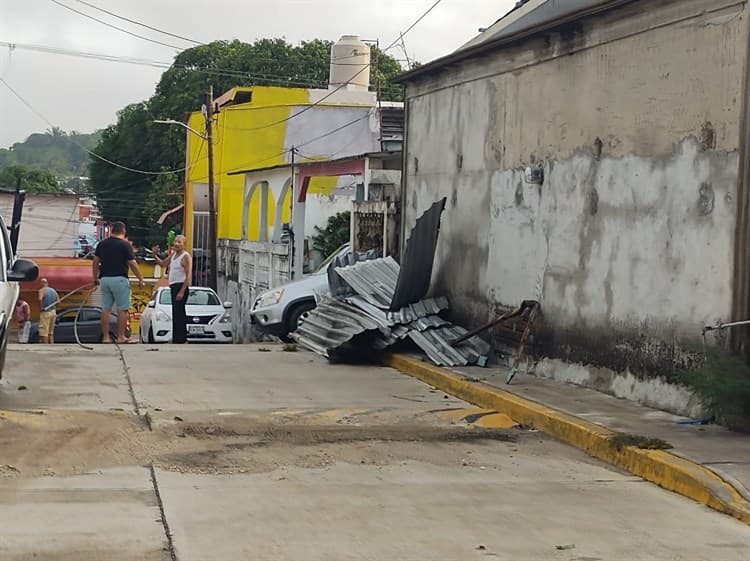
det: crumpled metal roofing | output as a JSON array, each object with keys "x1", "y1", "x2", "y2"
[
  {"x1": 387, "y1": 297, "x2": 450, "y2": 324},
  {"x1": 290, "y1": 298, "x2": 384, "y2": 357},
  {"x1": 333, "y1": 256, "x2": 400, "y2": 309},
  {"x1": 408, "y1": 325, "x2": 492, "y2": 367},
  {"x1": 293, "y1": 198, "x2": 491, "y2": 368},
  {"x1": 327, "y1": 248, "x2": 379, "y2": 300},
  {"x1": 390, "y1": 197, "x2": 446, "y2": 310}
]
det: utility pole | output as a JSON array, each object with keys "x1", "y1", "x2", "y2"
[
  {"x1": 205, "y1": 85, "x2": 218, "y2": 291},
  {"x1": 289, "y1": 146, "x2": 297, "y2": 279},
  {"x1": 10, "y1": 173, "x2": 25, "y2": 255}
]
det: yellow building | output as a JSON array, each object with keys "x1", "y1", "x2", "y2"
[{"x1": 183, "y1": 36, "x2": 406, "y2": 284}]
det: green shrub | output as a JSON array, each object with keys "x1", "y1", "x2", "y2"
[
  {"x1": 678, "y1": 349, "x2": 750, "y2": 431},
  {"x1": 311, "y1": 211, "x2": 350, "y2": 258}
]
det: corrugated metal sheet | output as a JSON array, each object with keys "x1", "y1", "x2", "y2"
[
  {"x1": 408, "y1": 325, "x2": 491, "y2": 367},
  {"x1": 345, "y1": 296, "x2": 391, "y2": 327},
  {"x1": 390, "y1": 197, "x2": 446, "y2": 310},
  {"x1": 294, "y1": 292, "x2": 491, "y2": 368},
  {"x1": 291, "y1": 198, "x2": 493, "y2": 368},
  {"x1": 290, "y1": 299, "x2": 382, "y2": 357},
  {"x1": 334, "y1": 256, "x2": 400, "y2": 309},
  {"x1": 409, "y1": 315, "x2": 451, "y2": 332},
  {"x1": 387, "y1": 297, "x2": 450, "y2": 324},
  {"x1": 327, "y1": 249, "x2": 379, "y2": 300}
]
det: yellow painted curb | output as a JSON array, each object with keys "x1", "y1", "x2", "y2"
[{"x1": 384, "y1": 353, "x2": 750, "y2": 526}]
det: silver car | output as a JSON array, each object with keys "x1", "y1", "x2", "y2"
[{"x1": 251, "y1": 244, "x2": 350, "y2": 339}]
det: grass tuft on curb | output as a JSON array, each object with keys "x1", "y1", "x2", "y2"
[{"x1": 609, "y1": 432, "x2": 672, "y2": 451}]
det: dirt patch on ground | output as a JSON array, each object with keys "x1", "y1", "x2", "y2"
[
  {"x1": 0, "y1": 408, "x2": 520, "y2": 479},
  {"x1": 179, "y1": 422, "x2": 516, "y2": 445}
]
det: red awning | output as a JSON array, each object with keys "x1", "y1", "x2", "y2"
[
  {"x1": 21, "y1": 264, "x2": 93, "y2": 292},
  {"x1": 157, "y1": 204, "x2": 184, "y2": 225}
]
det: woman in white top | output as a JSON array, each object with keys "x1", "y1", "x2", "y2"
[{"x1": 151, "y1": 235, "x2": 192, "y2": 343}]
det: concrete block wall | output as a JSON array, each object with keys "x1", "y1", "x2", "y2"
[{"x1": 402, "y1": 0, "x2": 748, "y2": 409}]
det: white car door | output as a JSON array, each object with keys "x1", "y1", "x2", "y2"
[{"x1": 0, "y1": 217, "x2": 19, "y2": 329}]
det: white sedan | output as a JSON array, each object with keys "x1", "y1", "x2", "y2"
[{"x1": 139, "y1": 286, "x2": 234, "y2": 344}]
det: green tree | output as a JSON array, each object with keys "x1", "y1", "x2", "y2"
[
  {"x1": 0, "y1": 165, "x2": 60, "y2": 193},
  {"x1": 312, "y1": 211, "x2": 350, "y2": 258},
  {"x1": 0, "y1": 129, "x2": 101, "y2": 177},
  {"x1": 89, "y1": 38, "x2": 405, "y2": 245}
]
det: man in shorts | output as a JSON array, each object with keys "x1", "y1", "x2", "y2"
[
  {"x1": 37, "y1": 279, "x2": 58, "y2": 344},
  {"x1": 92, "y1": 222, "x2": 145, "y2": 344}
]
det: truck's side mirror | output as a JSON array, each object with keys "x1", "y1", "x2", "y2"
[{"x1": 8, "y1": 259, "x2": 39, "y2": 282}]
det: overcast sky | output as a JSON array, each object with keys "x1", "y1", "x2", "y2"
[{"x1": 0, "y1": 0, "x2": 515, "y2": 148}]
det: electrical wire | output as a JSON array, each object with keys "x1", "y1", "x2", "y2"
[
  {"x1": 295, "y1": 111, "x2": 372, "y2": 150},
  {"x1": 0, "y1": 76, "x2": 192, "y2": 176},
  {"x1": 225, "y1": 63, "x2": 372, "y2": 133},
  {"x1": 382, "y1": 0, "x2": 445, "y2": 53},
  {"x1": 3, "y1": 4, "x2": 435, "y2": 202},
  {"x1": 48, "y1": 0, "x2": 182, "y2": 50},
  {"x1": 0, "y1": 42, "x2": 330, "y2": 88},
  {"x1": 70, "y1": 0, "x2": 203, "y2": 45}
]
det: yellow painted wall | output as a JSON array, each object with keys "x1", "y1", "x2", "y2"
[
  {"x1": 184, "y1": 85, "x2": 372, "y2": 247},
  {"x1": 185, "y1": 86, "x2": 310, "y2": 247}
]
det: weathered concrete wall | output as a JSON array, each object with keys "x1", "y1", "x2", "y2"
[{"x1": 403, "y1": 0, "x2": 748, "y2": 404}]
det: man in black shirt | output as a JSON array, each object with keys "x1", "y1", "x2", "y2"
[{"x1": 92, "y1": 222, "x2": 145, "y2": 343}]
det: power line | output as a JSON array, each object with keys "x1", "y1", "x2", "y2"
[
  {"x1": 0, "y1": 76, "x2": 192, "y2": 176},
  {"x1": 227, "y1": 63, "x2": 372, "y2": 132},
  {"x1": 48, "y1": 0, "x2": 182, "y2": 51},
  {"x1": 0, "y1": 41, "x2": 329, "y2": 88},
  {"x1": 296, "y1": 111, "x2": 372, "y2": 149},
  {"x1": 70, "y1": 0, "x2": 202, "y2": 45},
  {"x1": 0, "y1": 40, "x2": 403, "y2": 97},
  {"x1": 383, "y1": 0, "x2": 444, "y2": 53},
  {"x1": 217, "y1": 5, "x2": 437, "y2": 135}
]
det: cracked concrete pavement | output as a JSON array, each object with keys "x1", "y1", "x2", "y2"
[{"x1": 0, "y1": 343, "x2": 748, "y2": 561}]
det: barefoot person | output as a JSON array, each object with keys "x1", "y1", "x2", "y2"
[
  {"x1": 37, "y1": 279, "x2": 58, "y2": 344},
  {"x1": 152, "y1": 235, "x2": 192, "y2": 344},
  {"x1": 92, "y1": 222, "x2": 145, "y2": 344}
]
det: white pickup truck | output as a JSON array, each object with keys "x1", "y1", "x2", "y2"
[{"x1": 0, "y1": 213, "x2": 39, "y2": 378}]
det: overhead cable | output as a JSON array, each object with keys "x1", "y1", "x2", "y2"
[
  {"x1": 0, "y1": 76, "x2": 190, "y2": 176},
  {"x1": 382, "y1": 0, "x2": 444, "y2": 53},
  {"x1": 70, "y1": 0, "x2": 203, "y2": 45},
  {"x1": 48, "y1": 0, "x2": 182, "y2": 50}
]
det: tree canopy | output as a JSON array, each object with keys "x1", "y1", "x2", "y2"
[
  {"x1": 0, "y1": 128, "x2": 101, "y2": 179},
  {"x1": 0, "y1": 165, "x2": 60, "y2": 193},
  {"x1": 89, "y1": 38, "x2": 405, "y2": 246}
]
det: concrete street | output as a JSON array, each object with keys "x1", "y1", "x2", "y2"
[{"x1": 0, "y1": 344, "x2": 748, "y2": 561}]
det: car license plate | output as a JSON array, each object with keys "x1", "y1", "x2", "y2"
[{"x1": 188, "y1": 325, "x2": 204, "y2": 334}]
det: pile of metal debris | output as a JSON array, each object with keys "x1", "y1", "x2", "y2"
[{"x1": 292, "y1": 198, "x2": 493, "y2": 366}]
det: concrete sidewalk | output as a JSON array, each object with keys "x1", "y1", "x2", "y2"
[{"x1": 385, "y1": 354, "x2": 750, "y2": 524}]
